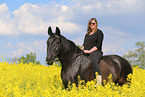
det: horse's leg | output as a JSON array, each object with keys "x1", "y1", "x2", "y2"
[
  {"x1": 80, "y1": 63, "x2": 94, "y2": 81},
  {"x1": 75, "y1": 66, "x2": 94, "y2": 87},
  {"x1": 99, "y1": 60, "x2": 120, "y2": 85},
  {"x1": 61, "y1": 70, "x2": 70, "y2": 89},
  {"x1": 118, "y1": 59, "x2": 133, "y2": 85},
  {"x1": 80, "y1": 56, "x2": 94, "y2": 81},
  {"x1": 117, "y1": 76, "x2": 127, "y2": 85}
]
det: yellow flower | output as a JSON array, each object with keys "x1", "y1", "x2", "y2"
[{"x1": 0, "y1": 56, "x2": 145, "y2": 96}]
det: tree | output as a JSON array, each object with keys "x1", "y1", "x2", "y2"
[
  {"x1": 123, "y1": 41, "x2": 145, "y2": 69},
  {"x1": 10, "y1": 52, "x2": 40, "y2": 65}
]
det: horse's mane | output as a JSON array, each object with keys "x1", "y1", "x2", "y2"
[{"x1": 59, "y1": 35, "x2": 81, "y2": 53}]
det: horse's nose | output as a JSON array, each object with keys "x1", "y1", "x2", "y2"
[{"x1": 46, "y1": 56, "x2": 53, "y2": 65}]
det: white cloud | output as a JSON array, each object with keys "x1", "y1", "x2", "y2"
[
  {"x1": 0, "y1": 3, "x2": 10, "y2": 19},
  {"x1": 11, "y1": 3, "x2": 82, "y2": 34},
  {"x1": 53, "y1": 20, "x2": 81, "y2": 34},
  {"x1": 11, "y1": 48, "x2": 24, "y2": 57},
  {"x1": 82, "y1": 5, "x2": 92, "y2": 11},
  {"x1": 73, "y1": 37, "x2": 84, "y2": 46},
  {"x1": 101, "y1": 26, "x2": 130, "y2": 37},
  {"x1": 73, "y1": 0, "x2": 145, "y2": 15},
  {"x1": 0, "y1": 3, "x2": 18, "y2": 35},
  {"x1": 1, "y1": 0, "x2": 145, "y2": 35},
  {"x1": 96, "y1": 2, "x2": 102, "y2": 9},
  {"x1": 99, "y1": 26, "x2": 132, "y2": 55},
  {"x1": 0, "y1": 20, "x2": 17, "y2": 35},
  {"x1": 5, "y1": 40, "x2": 46, "y2": 58},
  {"x1": 13, "y1": 3, "x2": 48, "y2": 35},
  {"x1": 103, "y1": 42, "x2": 126, "y2": 55},
  {"x1": 5, "y1": 43, "x2": 13, "y2": 48},
  {"x1": 61, "y1": 5, "x2": 68, "y2": 12}
]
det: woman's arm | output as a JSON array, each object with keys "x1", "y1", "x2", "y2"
[
  {"x1": 95, "y1": 30, "x2": 104, "y2": 49},
  {"x1": 83, "y1": 46, "x2": 97, "y2": 53}
]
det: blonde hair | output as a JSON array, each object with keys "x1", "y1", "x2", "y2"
[{"x1": 87, "y1": 18, "x2": 98, "y2": 35}]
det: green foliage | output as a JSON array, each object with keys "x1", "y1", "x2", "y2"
[
  {"x1": 10, "y1": 52, "x2": 40, "y2": 65},
  {"x1": 77, "y1": 45, "x2": 82, "y2": 49},
  {"x1": 123, "y1": 41, "x2": 145, "y2": 69}
]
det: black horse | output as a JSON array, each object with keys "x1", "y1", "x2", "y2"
[{"x1": 46, "y1": 26, "x2": 133, "y2": 88}]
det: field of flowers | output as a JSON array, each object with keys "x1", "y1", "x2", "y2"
[{"x1": 0, "y1": 58, "x2": 145, "y2": 96}]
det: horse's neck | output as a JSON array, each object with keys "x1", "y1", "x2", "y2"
[
  {"x1": 58, "y1": 37, "x2": 78, "y2": 63},
  {"x1": 59, "y1": 44, "x2": 77, "y2": 60}
]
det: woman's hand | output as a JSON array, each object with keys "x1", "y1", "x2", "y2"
[
  {"x1": 83, "y1": 46, "x2": 98, "y2": 54},
  {"x1": 81, "y1": 46, "x2": 84, "y2": 50},
  {"x1": 83, "y1": 50, "x2": 91, "y2": 53}
]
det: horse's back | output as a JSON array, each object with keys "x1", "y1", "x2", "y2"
[{"x1": 99, "y1": 55, "x2": 132, "y2": 84}]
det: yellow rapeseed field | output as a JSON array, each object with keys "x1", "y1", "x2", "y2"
[{"x1": 0, "y1": 57, "x2": 145, "y2": 96}]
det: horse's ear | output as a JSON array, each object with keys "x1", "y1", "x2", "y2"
[
  {"x1": 48, "y1": 26, "x2": 53, "y2": 36},
  {"x1": 55, "y1": 27, "x2": 60, "y2": 36}
]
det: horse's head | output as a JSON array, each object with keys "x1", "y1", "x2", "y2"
[{"x1": 46, "y1": 26, "x2": 61, "y2": 65}]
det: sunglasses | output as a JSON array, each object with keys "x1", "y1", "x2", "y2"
[{"x1": 90, "y1": 23, "x2": 96, "y2": 25}]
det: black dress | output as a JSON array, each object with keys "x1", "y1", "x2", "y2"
[{"x1": 83, "y1": 29, "x2": 104, "y2": 76}]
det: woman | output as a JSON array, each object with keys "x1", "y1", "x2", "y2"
[{"x1": 82, "y1": 18, "x2": 104, "y2": 85}]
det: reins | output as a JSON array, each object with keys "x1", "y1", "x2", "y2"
[
  {"x1": 69, "y1": 52, "x2": 84, "y2": 60},
  {"x1": 54, "y1": 52, "x2": 84, "y2": 62}
]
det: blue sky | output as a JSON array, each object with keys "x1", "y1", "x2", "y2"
[{"x1": 0, "y1": 0, "x2": 145, "y2": 65}]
